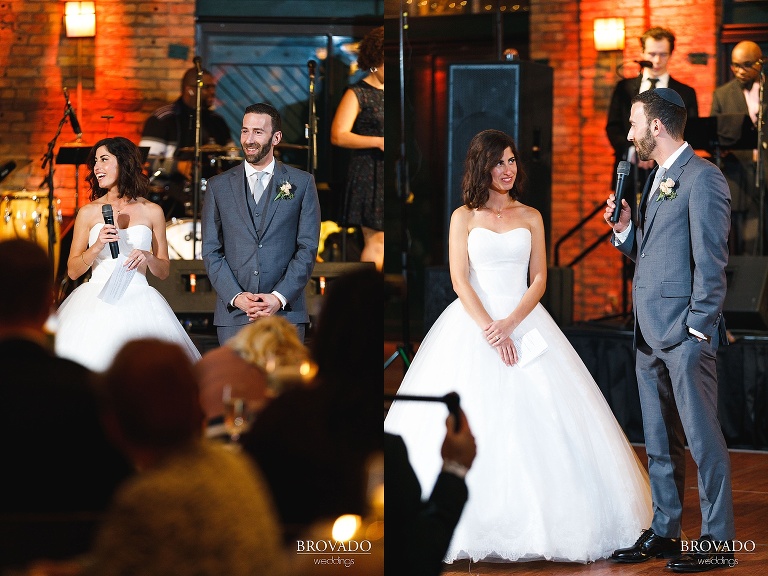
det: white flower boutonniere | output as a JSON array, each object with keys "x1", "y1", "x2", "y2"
[
  {"x1": 656, "y1": 177, "x2": 677, "y2": 201},
  {"x1": 274, "y1": 180, "x2": 294, "y2": 201}
]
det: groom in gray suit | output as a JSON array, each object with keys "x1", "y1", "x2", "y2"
[
  {"x1": 202, "y1": 103, "x2": 320, "y2": 344},
  {"x1": 605, "y1": 88, "x2": 735, "y2": 573}
]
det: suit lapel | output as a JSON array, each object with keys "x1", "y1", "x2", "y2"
[
  {"x1": 258, "y1": 162, "x2": 290, "y2": 237},
  {"x1": 229, "y1": 164, "x2": 258, "y2": 239},
  {"x1": 639, "y1": 147, "x2": 694, "y2": 253}
]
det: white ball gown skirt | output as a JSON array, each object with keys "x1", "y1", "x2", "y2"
[
  {"x1": 55, "y1": 224, "x2": 202, "y2": 372},
  {"x1": 384, "y1": 227, "x2": 651, "y2": 563}
]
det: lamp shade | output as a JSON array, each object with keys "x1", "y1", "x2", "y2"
[
  {"x1": 65, "y1": 2, "x2": 96, "y2": 38},
  {"x1": 593, "y1": 18, "x2": 624, "y2": 52}
]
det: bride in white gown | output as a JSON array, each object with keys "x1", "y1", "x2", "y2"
[
  {"x1": 384, "y1": 130, "x2": 651, "y2": 564},
  {"x1": 55, "y1": 137, "x2": 201, "y2": 372}
]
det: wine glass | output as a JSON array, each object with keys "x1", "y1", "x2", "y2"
[{"x1": 222, "y1": 384, "x2": 248, "y2": 443}]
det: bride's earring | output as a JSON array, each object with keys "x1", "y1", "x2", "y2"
[{"x1": 370, "y1": 67, "x2": 378, "y2": 73}]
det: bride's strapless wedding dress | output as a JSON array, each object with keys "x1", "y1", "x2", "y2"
[
  {"x1": 384, "y1": 227, "x2": 651, "y2": 563},
  {"x1": 55, "y1": 224, "x2": 202, "y2": 372}
]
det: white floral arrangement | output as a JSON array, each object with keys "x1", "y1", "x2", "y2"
[
  {"x1": 274, "y1": 180, "x2": 294, "y2": 201},
  {"x1": 656, "y1": 177, "x2": 677, "y2": 201}
]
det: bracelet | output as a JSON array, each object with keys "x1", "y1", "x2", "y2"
[
  {"x1": 442, "y1": 459, "x2": 469, "y2": 479},
  {"x1": 81, "y1": 252, "x2": 91, "y2": 267}
]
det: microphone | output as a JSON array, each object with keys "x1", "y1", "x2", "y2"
[
  {"x1": 101, "y1": 204, "x2": 120, "y2": 259},
  {"x1": 611, "y1": 161, "x2": 631, "y2": 223},
  {"x1": 634, "y1": 60, "x2": 653, "y2": 68},
  {"x1": 0, "y1": 160, "x2": 15, "y2": 183},
  {"x1": 307, "y1": 60, "x2": 316, "y2": 79},
  {"x1": 193, "y1": 56, "x2": 202, "y2": 73},
  {"x1": 63, "y1": 87, "x2": 83, "y2": 139}
]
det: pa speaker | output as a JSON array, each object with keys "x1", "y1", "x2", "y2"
[
  {"x1": 723, "y1": 256, "x2": 768, "y2": 331},
  {"x1": 445, "y1": 62, "x2": 553, "y2": 260},
  {"x1": 147, "y1": 260, "x2": 216, "y2": 314}
]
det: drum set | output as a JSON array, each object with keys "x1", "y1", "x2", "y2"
[
  {"x1": 1, "y1": 190, "x2": 62, "y2": 271},
  {"x1": 147, "y1": 144, "x2": 243, "y2": 260}
]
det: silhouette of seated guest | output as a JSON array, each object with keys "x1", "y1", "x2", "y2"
[
  {"x1": 0, "y1": 239, "x2": 132, "y2": 570},
  {"x1": 385, "y1": 411, "x2": 476, "y2": 576},
  {"x1": 81, "y1": 338, "x2": 288, "y2": 576},
  {"x1": 240, "y1": 268, "x2": 383, "y2": 536},
  {"x1": 195, "y1": 315, "x2": 312, "y2": 425}
]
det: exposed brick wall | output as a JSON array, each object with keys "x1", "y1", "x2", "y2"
[
  {"x1": 0, "y1": 0, "x2": 195, "y2": 216},
  {"x1": 530, "y1": 0, "x2": 718, "y2": 321}
]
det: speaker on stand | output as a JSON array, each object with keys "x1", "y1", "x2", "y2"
[{"x1": 444, "y1": 62, "x2": 553, "y2": 260}]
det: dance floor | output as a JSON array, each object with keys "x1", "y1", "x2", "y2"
[{"x1": 383, "y1": 343, "x2": 768, "y2": 576}]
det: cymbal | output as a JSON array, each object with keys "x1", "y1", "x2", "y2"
[
  {"x1": 176, "y1": 144, "x2": 229, "y2": 159},
  {"x1": 277, "y1": 143, "x2": 309, "y2": 150}
]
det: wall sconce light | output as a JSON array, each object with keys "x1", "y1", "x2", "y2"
[
  {"x1": 65, "y1": 2, "x2": 96, "y2": 38},
  {"x1": 593, "y1": 18, "x2": 625, "y2": 51}
]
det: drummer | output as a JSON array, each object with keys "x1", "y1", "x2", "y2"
[{"x1": 139, "y1": 66, "x2": 235, "y2": 183}]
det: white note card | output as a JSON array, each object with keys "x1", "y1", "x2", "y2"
[
  {"x1": 97, "y1": 254, "x2": 136, "y2": 304},
  {"x1": 512, "y1": 327, "x2": 548, "y2": 367}
]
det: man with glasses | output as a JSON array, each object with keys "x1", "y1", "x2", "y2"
[
  {"x1": 711, "y1": 41, "x2": 767, "y2": 255},
  {"x1": 607, "y1": 27, "x2": 698, "y2": 204}
]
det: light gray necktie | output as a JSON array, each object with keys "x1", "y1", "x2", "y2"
[
  {"x1": 250, "y1": 171, "x2": 264, "y2": 203},
  {"x1": 649, "y1": 166, "x2": 667, "y2": 204}
]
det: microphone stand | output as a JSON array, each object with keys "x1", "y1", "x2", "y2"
[
  {"x1": 306, "y1": 61, "x2": 318, "y2": 175},
  {"x1": 385, "y1": 1, "x2": 414, "y2": 372},
  {"x1": 191, "y1": 59, "x2": 204, "y2": 260},
  {"x1": 39, "y1": 107, "x2": 69, "y2": 278},
  {"x1": 757, "y1": 62, "x2": 766, "y2": 255}
]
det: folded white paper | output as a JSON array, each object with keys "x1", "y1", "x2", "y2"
[
  {"x1": 97, "y1": 254, "x2": 137, "y2": 304},
  {"x1": 512, "y1": 327, "x2": 548, "y2": 367}
]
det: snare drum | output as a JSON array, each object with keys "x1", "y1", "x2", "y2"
[
  {"x1": 1, "y1": 191, "x2": 61, "y2": 271},
  {"x1": 166, "y1": 218, "x2": 202, "y2": 260}
]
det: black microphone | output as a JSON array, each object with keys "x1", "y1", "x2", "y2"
[
  {"x1": 0, "y1": 160, "x2": 15, "y2": 183},
  {"x1": 193, "y1": 56, "x2": 202, "y2": 73},
  {"x1": 307, "y1": 59, "x2": 316, "y2": 79},
  {"x1": 101, "y1": 204, "x2": 120, "y2": 259},
  {"x1": 611, "y1": 161, "x2": 631, "y2": 223},
  {"x1": 634, "y1": 60, "x2": 653, "y2": 68},
  {"x1": 63, "y1": 87, "x2": 83, "y2": 139}
]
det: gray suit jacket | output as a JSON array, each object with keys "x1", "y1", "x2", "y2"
[
  {"x1": 615, "y1": 146, "x2": 731, "y2": 349},
  {"x1": 202, "y1": 160, "x2": 321, "y2": 327}
]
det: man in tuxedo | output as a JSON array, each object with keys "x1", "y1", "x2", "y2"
[
  {"x1": 606, "y1": 27, "x2": 698, "y2": 205},
  {"x1": 0, "y1": 239, "x2": 132, "y2": 568},
  {"x1": 604, "y1": 88, "x2": 734, "y2": 572},
  {"x1": 711, "y1": 40, "x2": 767, "y2": 255},
  {"x1": 202, "y1": 102, "x2": 321, "y2": 344},
  {"x1": 385, "y1": 411, "x2": 476, "y2": 576}
]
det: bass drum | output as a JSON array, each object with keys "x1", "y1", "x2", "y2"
[
  {"x1": 166, "y1": 218, "x2": 201, "y2": 260},
  {"x1": 1, "y1": 191, "x2": 61, "y2": 271}
]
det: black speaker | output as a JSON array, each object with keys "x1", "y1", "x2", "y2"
[
  {"x1": 445, "y1": 62, "x2": 553, "y2": 260},
  {"x1": 306, "y1": 261, "x2": 376, "y2": 321},
  {"x1": 723, "y1": 256, "x2": 768, "y2": 331},
  {"x1": 147, "y1": 260, "x2": 216, "y2": 314}
]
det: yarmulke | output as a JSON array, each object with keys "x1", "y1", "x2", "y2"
[{"x1": 654, "y1": 87, "x2": 685, "y2": 108}]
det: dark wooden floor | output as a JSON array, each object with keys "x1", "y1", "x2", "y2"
[{"x1": 383, "y1": 343, "x2": 768, "y2": 576}]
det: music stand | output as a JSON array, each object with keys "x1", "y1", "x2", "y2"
[
  {"x1": 56, "y1": 144, "x2": 91, "y2": 215},
  {"x1": 684, "y1": 116, "x2": 721, "y2": 163}
]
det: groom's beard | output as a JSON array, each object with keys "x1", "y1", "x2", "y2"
[
  {"x1": 634, "y1": 126, "x2": 657, "y2": 162},
  {"x1": 244, "y1": 141, "x2": 273, "y2": 165}
]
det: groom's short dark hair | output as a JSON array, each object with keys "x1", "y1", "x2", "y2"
[{"x1": 244, "y1": 102, "x2": 282, "y2": 134}]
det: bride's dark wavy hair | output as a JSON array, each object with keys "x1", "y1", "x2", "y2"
[
  {"x1": 86, "y1": 137, "x2": 149, "y2": 201},
  {"x1": 461, "y1": 129, "x2": 526, "y2": 209}
]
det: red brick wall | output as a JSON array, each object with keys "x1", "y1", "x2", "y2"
[
  {"x1": 0, "y1": 0, "x2": 195, "y2": 216},
  {"x1": 530, "y1": 0, "x2": 719, "y2": 321}
]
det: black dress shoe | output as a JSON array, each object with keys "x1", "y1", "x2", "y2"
[
  {"x1": 666, "y1": 552, "x2": 735, "y2": 572},
  {"x1": 610, "y1": 528, "x2": 681, "y2": 563}
]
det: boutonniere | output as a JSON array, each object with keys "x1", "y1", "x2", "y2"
[
  {"x1": 656, "y1": 177, "x2": 677, "y2": 201},
  {"x1": 274, "y1": 180, "x2": 294, "y2": 201}
]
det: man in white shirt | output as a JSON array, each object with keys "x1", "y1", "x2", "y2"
[{"x1": 711, "y1": 40, "x2": 767, "y2": 255}]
